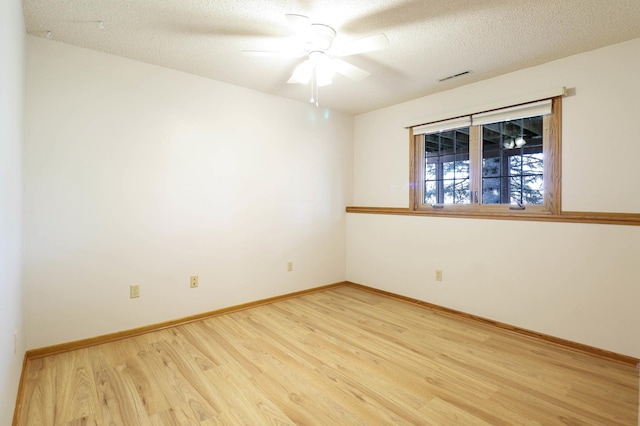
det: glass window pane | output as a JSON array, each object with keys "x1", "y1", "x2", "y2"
[
  {"x1": 425, "y1": 163, "x2": 436, "y2": 181},
  {"x1": 425, "y1": 181, "x2": 437, "y2": 205},
  {"x1": 482, "y1": 176, "x2": 501, "y2": 204},
  {"x1": 482, "y1": 116, "x2": 544, "y2": 205},
  {"x1": 510, "y1": 153, "x2": 544, "y2": 204},
  {"x1": 483, "y1": 157, "x2": 500, "y2": 177},
  {"x1": 423, "y1": 128, "x2": 470, "y2": 204},
  {"x1": 482, "y1": 157, "x2": 501, "y2": 204},
  {"x1": 443, "y1": 180, "x2": 454, "y2": 204}
]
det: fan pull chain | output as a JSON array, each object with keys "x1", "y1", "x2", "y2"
[
  {"x1": 310, "y1": 69, "x2": 319, "y2": 107},
  {"x1": 310, "y1": 72, "x2": 315, "y2": 104}
]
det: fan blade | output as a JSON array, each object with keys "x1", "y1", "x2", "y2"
[
  {"x1": 287, "y1": 59, "x2": 313, "y2": 84},
  {"x1": 332, "y1": 58, "x2": 370, "y2": 81},
  {"x1": 335, "y1": 33, "x2": 389, "y2": 57},
  {"x1": 242, "y1": 50, "x2": 305, "y2": 58}
]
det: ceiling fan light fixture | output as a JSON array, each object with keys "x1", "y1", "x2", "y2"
[
  {"x1": 308, "y1": 52, "x2": 335, "y2": 86},
  {"x1": 316, "y1": 70, "x2": 333, "y2": 87},
  {"x1": 515, "y1": 137, "x2": 527, "y2": 148},
  {"x1": 288, "y1": 60, "x2": 312, "y2": 84},
  {"x1": 503, "y1": 139, "x2": 515, "y2": 149}
]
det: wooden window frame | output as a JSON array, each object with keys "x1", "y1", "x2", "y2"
[{"x1": 409, "y1": 97, "x2": 562, "y2": 218}]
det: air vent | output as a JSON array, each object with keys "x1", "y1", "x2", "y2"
[{"x1": 438, "y1": 70, "x2": 472, "y2": 82}]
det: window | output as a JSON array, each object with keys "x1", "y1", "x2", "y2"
[
  {"x1": 425, "y1": 128, "x2": 470, "y2": 205},
  {"x1": 411, "y1": 97, "x2": 561, "y2": 215}
]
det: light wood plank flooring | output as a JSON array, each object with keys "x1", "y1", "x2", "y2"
[{"x1": 17, "y1": 285, "x2": 639, "y2": 425}]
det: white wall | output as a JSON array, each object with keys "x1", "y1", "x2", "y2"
[
  {"x1": 22, "y1": 29, "x2": 640, "y2": 362},
  {"x1": 0, "y1": 0, "x2": 25, "y2": 423},
  {"x1": 349, "y1": 38, "x2": 640, "y2": 358},
  {"x1": 24, "y1": 36, "x2": 353, "y2": 349}
]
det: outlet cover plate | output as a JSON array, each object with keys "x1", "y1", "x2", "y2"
[{"x1": 130, "y1": 284, "x2": 140, "y2": 298}]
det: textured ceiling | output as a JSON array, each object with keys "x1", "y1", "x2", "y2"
[{"x1": 22, "y1": 0, "x2": 640, "y2": 115}]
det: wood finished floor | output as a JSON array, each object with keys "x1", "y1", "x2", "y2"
[{"x1": 17, "y1": 285, "x2": 639, "y2": 425}]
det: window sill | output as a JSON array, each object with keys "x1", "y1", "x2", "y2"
[{"x1": 345, "y1": 206, "x2": 640, "y2": 226}]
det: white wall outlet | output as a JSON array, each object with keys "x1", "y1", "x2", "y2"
[
  {"x1": 190, "y1": 275, "x2": 199, "y2": 288},
  {"x1": 435, "y1": 269, "x2": 443, "y2": 281},
  {"x1": 287, "y1": 261, "x2": 293, "y2": 272},
  {"x1": 130, "y1": 284, "x2": 140, "y2": 298}
]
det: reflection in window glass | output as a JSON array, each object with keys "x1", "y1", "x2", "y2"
[
  {"x1": 482, "y1": 116, "x2": 544, "y2": 205},
  {"x1": 424, "y1": 128, "x2": 470, "y2": 204}
]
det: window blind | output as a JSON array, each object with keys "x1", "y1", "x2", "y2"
[
  {"x1": 412, "y1": 116, "x2": 472, "y2": 136},
  {"x1": 471, "y1": 99, "x2": 552, "y2": 126},
  {"x1": 404, "y1": 87, "x2": 565, "y2": 130}
]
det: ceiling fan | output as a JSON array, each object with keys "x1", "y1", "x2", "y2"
[{"x1": 243, "y1": 14, "x2": 389, "y2": 105}]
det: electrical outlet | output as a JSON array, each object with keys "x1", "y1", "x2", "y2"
[
  {"x1": 435, "y1": 269, "x2": 443, "y2": 281},
  {"x1": 130, "y1": 284, "x2": 140, "y2": 298},
  {"x1": 287, "y1": 261, "x2": 293, "y2": 272},
  {"x1": 190, "y1": 275, "x2": 199, "y2": 288}
]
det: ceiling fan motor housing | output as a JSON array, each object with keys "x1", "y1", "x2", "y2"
[{"x1": 302, "y1": 24, "x2": 336, "y2": 52}]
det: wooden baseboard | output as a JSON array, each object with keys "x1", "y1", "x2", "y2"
[
  {"x1": 346, "y1": 282, "x2": 639, "y2": 367},
  {"x1": 11, "y1": 354, "x2": 27, "y2": 426},
  {"x1": 25, "y1": 282, "x2": 346, "y2": 360}
]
